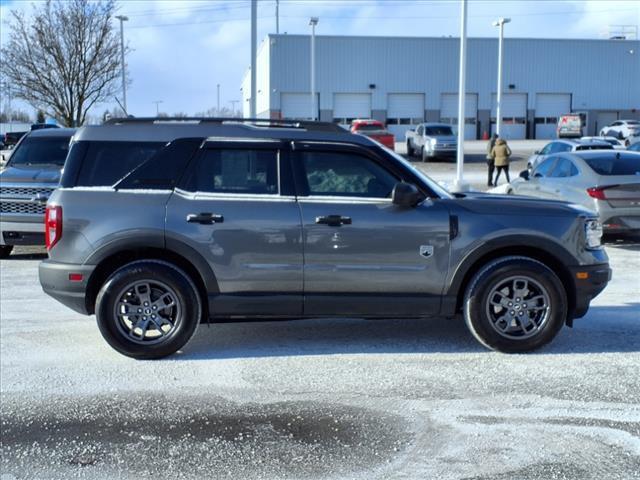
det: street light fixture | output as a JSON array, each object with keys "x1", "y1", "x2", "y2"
[
  {"x1": 152, "y1": 100, "x2": 163, "y2": 116},
  {"x1": 309, "y1": 17, "x2": 319, "y2": 121},
  {"x1": 115, "y1": 15, "x2": 129, "y2": 115},
  {"x1": 492, "y1": 17, "x2": 511, "y2": 137}
]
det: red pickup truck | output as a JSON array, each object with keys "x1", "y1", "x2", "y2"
[{"x1": 350, "y1": 119, "x2": 395, "y2": 151}]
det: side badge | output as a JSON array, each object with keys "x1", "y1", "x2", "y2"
[{"x1": 420, "y1": 245, "x2": 434, "y2": 258}]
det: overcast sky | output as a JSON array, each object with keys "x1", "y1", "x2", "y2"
[{"x1": 1, "y1": 0, "x2": 639, "y2": 120}]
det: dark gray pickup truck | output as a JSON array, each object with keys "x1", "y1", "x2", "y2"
[
  {"x1": 0, "y1": 128, "x2": 75, "y2": 258},
  {"x1": 39, "y1": 118, "x2": 611, "y2": 359}
]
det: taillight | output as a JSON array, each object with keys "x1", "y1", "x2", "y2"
[
  {"x1": 45, "y1": 205, "x2": 62, "y2": 250},
  {"x1": 586, "y1": 185, "x2": 619, "y2": 201}
]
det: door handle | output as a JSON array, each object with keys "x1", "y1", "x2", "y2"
[
  {"x1": 315, "y1": 215, "x2": 352, "y2": 227},
  {"x1": 186, "y1": 213, "x2": 224, "y2": 225}
]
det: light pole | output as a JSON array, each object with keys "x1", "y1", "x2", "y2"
[
  {"x1": 309, "y1": 17, "x2": 319, "y2": 121},
  {"x1": 492, "y1": 17, "x2": 510, "y2": 137},
  {"x1": 217, "y1": 84, "x2": 220, "y2": 114},
  {"x1": 452, "y1": 0, "x2": 469, "y2": 192},
  {"x1": 115, "y1": 15, "x2": 129, "y2": 115},
  {"x1": 230, "y1": 100, "x2": 239, "y2": 116},
  {"x1": 152, "y1": 100, "x2": 163, "y2": 115},
  {"x1": 250, "y1": 0, "x2": 257, "y2": 118}
]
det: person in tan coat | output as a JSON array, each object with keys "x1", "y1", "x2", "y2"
[{"x1": 490, "y1": 138, "x2": 512, "y2": 186}]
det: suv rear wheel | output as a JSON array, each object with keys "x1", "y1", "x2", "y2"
[
  {"x1": 0, "y1": 246, "x2": 13, "y2": 259},
  {"x1": 463, "y1": 256, "x2": 567, "y2": 353},
  {"x1": 95, "y1": 260, "x2": 201, "y2": 359}
]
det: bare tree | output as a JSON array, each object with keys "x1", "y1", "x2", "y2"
[{"x1": 0, "y1": 0, "x2": 124, "y2": 127}]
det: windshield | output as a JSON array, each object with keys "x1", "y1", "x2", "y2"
[
  {"x1": 583, "y1": 153, "x2": 640, "y2": 176},
  {"x1": 380, "y1": 145, "x2": 453, "y2": 199},
  {"x1": 425, "y1": 126, "x2": 454, "y2": 136},
  {"x1": 7, "y1": 136, "x2": 71, "y2": 167}
]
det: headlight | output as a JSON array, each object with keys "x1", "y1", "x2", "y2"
[
  {"x1": 429, "y1": 138, "x2": 437, "y2": 146},
  {"x1": 585, "y1": 219, "x2": 603, "y2": 249}
]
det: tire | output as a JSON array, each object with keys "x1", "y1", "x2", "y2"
[
  {"x1": 463, "y1": 256, "x2": 567, "y2": 353},
  {"x1": 95, "y1": 260, "x2": 201, "y2": 359},
  {"x1": 406, "y1": 141, "x2": 414, "y2": 157},
  {"x1": 0, "y1": 245, "x2": 13, "y2": 259}
]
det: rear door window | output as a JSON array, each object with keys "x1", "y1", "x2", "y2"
[
  {"x1": 75, "y1": 141, "x2": 163, "y2": 187},
  {"x1": 583, "y1": 153, "x2": 640, "y2": 176},
  {"x1": 184, "y1": 148, "x2": 279, "y2": 194}
]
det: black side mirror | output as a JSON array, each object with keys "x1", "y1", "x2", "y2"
[
  {"x1": 392, "y1": 182, "x2": 423, "y2": 208},
  {"x1": 534, "y1": 150, "x2": 540, "y2": 155},
  {"x1": 519, "y1": 170, "x2": 529, "y2": 180}
]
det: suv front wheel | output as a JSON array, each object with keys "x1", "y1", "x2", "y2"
[
  {"x1": 463, "y1": 256, "x2": 567, "y2": 353},
  {"x1": 95, "y1": 260, "x2": 201, "y2": 359}
]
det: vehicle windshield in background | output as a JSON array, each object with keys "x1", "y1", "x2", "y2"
[
  {"x1": 354, "y1": 124, "x2": 386, "y2": 132},
  {"x1": 425, "y1": 126, "x2": 454, "y2": 136},
  {"x1": 576, "y1": 144, "x2": 613, "y2": 151},
  {"x1": 7, "y1": 137, "x2": 71, "y2": 167},
  {"x1": 583, "y1": 153, "x2": 640, "y2": 176}
]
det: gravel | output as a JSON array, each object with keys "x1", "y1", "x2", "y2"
[{"x1": 1, "y1": 215, "x2": 639, "y2": 478}]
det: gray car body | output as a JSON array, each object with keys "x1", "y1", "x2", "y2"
[
  {"x1": 0, "y1": 128, "x2": 76, "y2": 247},
  {"x1": 510, "y1": 151, "x2": 640, "y2": 233},
  {"x1": 39, "y1": 121, "x2": 609, "y2": 324}
]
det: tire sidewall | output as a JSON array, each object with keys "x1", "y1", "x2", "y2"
[
  {"x1": 464, "y1": 258, "x2": 567, "y2": 353},
  {"x1": 96, "y1": 261, "x2": 201, "y2": 359}
]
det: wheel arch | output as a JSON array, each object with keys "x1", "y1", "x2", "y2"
[
  {"x1": 85, "y1": 244, "x2": 217, "y2": 319},
  {"x1": 448, "y1": 241, "x2": 576, "y2": 321}
]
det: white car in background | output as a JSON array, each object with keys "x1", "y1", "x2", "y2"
[
  {"x1": 580, "y1": 136, "x2": 626, "y2": 149},
  {"x1": 599, "y1": 119, "x2": 640, "y2": 140}
]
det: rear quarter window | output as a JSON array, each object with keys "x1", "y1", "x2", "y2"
[
  {"x1": 74, "y1": 141, "x2": 164, "y2": 187},
  {"x1": 583, "y1": 154, "x2": 640, "y2": 176}
]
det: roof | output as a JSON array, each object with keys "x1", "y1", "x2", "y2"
[
  {"x1": 74, "y1": 118, "x2": 374, "y2": 145},
  {"x1": 27, "y1": 128, "x2": 76, "y2": 138}
]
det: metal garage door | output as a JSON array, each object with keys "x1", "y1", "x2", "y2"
[
  {"x1": 535, "y1": 93, "x2": 571, "y2": 139},
  {"x1": 440, "y1": 93, "x2": 478, "y2": 140},
  {"x1": 596, "y1": 111, "x2": 619, "y2": 135},
  {"x1": 333, "y1": 93, "x2": 371, "y2": 125},
  {"x1": 281, "y1": 93, "x2": 318, "y2": 120},
  {"x1": 491, "y1": 93, "x2": 527, "y2": 139},
  {"x1": 387, "y1": 93, "x2": 424, "y2": 140}
]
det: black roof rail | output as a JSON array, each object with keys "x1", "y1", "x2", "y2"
[{"x1": 103, "y1": 117, "x2": 347, "y2": 133}]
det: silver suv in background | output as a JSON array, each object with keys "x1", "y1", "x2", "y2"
[
  {"x1": 405, "y1": 123, "x2": 457, "y2": 162},
  {"x1": 39, "y1": 118, "x2": 610, "y2": 359},
  {"x1": 0, "y1": 128, "x2": 75, "y2": 258},
  {"x1": 527, "y1": 138, "x2": 613, "y2": 172}
]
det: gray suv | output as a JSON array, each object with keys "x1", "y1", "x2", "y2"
[{"x1": 39, "y1": 118, "x2": 611, "y2": 359}]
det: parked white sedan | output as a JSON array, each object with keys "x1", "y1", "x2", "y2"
[
  {"x1": 599, "y1": 119, "x2": 640, "y2": 140},
  {"x1": 509, "y1": 150, "x2": 640, "y2": 235}
]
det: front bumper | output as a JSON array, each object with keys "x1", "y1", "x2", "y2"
[
  {"x1": 39, "y1": 260, "x2": 96, "y2": 315},
  {"x1": 432, "y1": 147, "x2": 457, "y2": 157},
  {"x1": 0, "y1": 218, "x2": 45, "y2": 246},
  {"x1": 569, "y1": 263, "x2": 612, "y2": 319}
]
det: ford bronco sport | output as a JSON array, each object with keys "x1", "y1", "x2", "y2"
[{"x1": 39, "y1": 118, "x2": 611, "y2": 359}]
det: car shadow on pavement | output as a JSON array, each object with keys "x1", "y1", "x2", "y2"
[{"x1": 178, "y1": 303, "x2": 640, "y2": 360}]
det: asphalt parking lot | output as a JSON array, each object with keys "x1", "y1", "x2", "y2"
[{"x1": 1, "y1": 235, "x2": 639, "y2": 479}]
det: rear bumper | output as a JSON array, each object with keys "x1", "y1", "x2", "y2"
[
  {"x1": 39, "y1": 260, "x2": 95, "y2": 315},
  {"x1": 601, "y1": 215, "x2": 640, "y2": 234},
  {"x1": 569, "y1": 263, "x2": 612, "y2": 319}
]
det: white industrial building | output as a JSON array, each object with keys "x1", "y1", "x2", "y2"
[{"x1": 241, "y1": 35, "x2": 640, "y2": 140}]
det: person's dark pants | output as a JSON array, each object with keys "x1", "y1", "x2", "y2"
[
  {"x1": 494, "y1": 165, "x2": 510, "y2": 186},
  {"x1": 487, "y1": 160, "x2": 495, "y2": 187}
]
